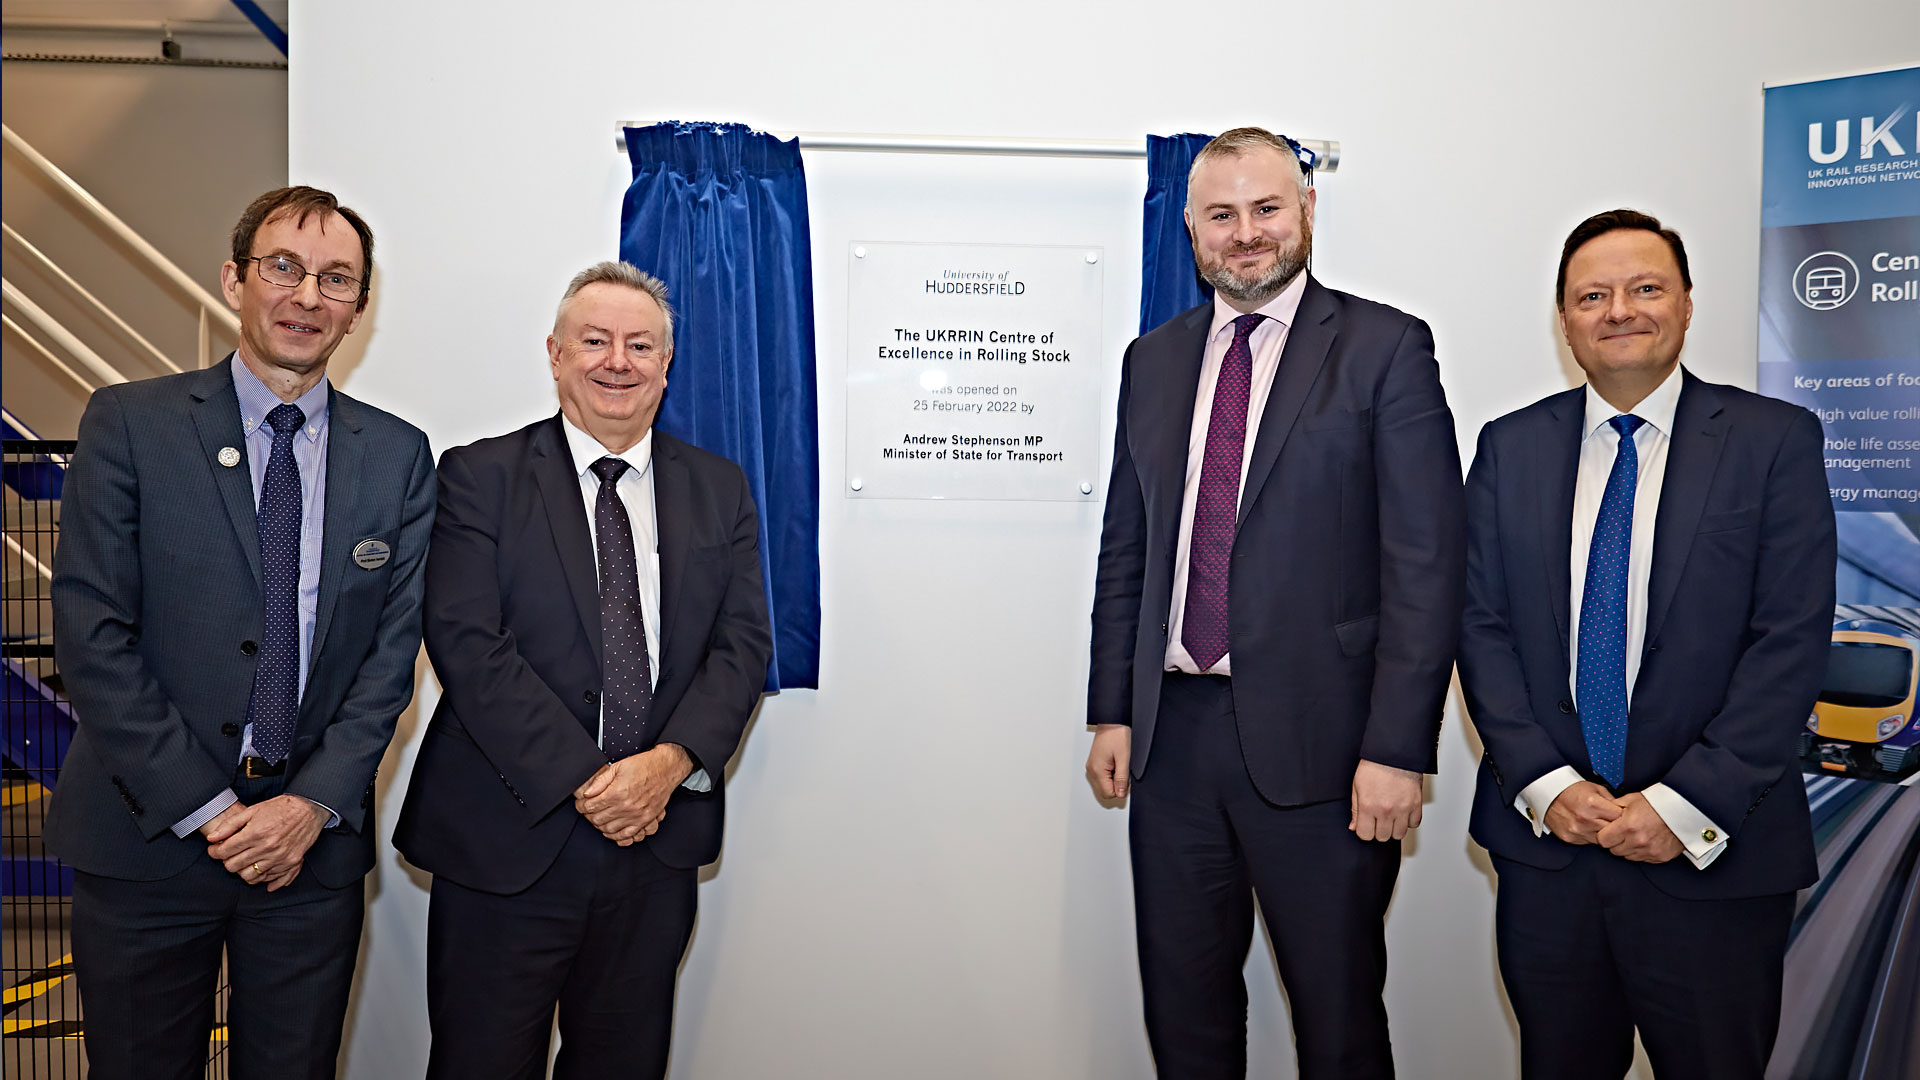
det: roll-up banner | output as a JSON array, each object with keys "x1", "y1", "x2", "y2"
[{"x1": 1759, "y1": 65, "x2": 1920, "y2": 1078}]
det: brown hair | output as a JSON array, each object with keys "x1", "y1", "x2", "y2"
[
  {"x1": 1556, "y1": 209, "x2": 1691, "y2": 310},
  {"x1": 1187, "y1": 126, "x2": 1313, "y2": 208},
  {"x1": 230, "y1": 186, "x2": 375, "y2": 309}
]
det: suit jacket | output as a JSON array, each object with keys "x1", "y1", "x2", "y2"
[
  {"x1": 394, "y1": 415, "x2": 771, "y2": 895},
  {"x1": 45, "y1": 358, "x2": 436, "y2": 887},
  {"x1": 1088, "y1": 276, "x2": 1466, "y2": 805},
  {"x1": 1460, "y1": 372, "x2": 1834, "y2": 900}
]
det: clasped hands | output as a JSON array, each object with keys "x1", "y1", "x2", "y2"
[
  {"x1": 573, "y1": 743, "x2": 693, "y2": 846},
  {"x1": 201, "y1": 794, "x2": 330, "y2": 891},
  {"x1": 1543, "y1": 780, "x2": 1683, "y2": 863}
]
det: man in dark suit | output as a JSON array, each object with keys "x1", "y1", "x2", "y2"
[
  {"x1": 1086, "y1": 127, "x2": 1466, "y2": 1079},
  {"x1": 45, "y1": 187, "x2": 434, "y2": 1079},
  {"x1": 1459, "y1": 209, "x2": 1835, "y2": 1078},
  {"x1": 396, "y1": 261, "x2": 771, "y2": 1079}
]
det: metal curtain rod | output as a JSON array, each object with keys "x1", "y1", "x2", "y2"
[{"x1": 614, "y1": 124, "x2": 1342, "y2": 173}]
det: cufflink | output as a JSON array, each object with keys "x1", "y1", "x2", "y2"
[
  {"x1": 1702, "y1": 828, "x2": 1718, "y2": 843},
  {"x1": 1525, "y1": 807, "x2": 1535, "y2": 820}
]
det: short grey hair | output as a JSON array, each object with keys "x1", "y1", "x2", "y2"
[
  {"x1": 1186, "y1": 126, "x2": 1313, "y2": 212},
  {"x1": 553, "y1": 260, "x2": 675, "y2": 354}
]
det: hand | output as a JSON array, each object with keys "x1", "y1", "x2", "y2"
[
  {"x1": 573, "y1": 744, "x2": 693, "y2": 846},
  {"x1": 1086, "y1": 725, "x2": 1132, "y2": 799},
  {"x1": 1350, "y1": 759, "x2": 1424, "y2": 841},
  {"x1": 1543, "y1": 780, "x2": 1624, "y2": 845},
  {"x1": 1596, "y1": 791, "x2": 1684, "y2": 864},
  {"x1": 205, "y1": 795, "x2": 330, "y2": 888}
]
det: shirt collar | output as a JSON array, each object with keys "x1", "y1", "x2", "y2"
[
  {"x1": 1583, "y1": 362, "x2": 1684, "y2": 441},
  {"x1": 1208, "y1": 269, "x2": 1309, "y2": 342},
  {"x1": 232, "y1": 352, "x2": 330, "y2": 442},
  {"x1": 561, "y1": 415, "x2": 653, "y2": 482}
]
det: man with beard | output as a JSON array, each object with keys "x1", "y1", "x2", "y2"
[{"x1": 1086, "y1": 127, "x2": 1465, "y2": 1078}]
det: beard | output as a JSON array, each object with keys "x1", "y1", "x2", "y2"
[{"x1": 1194, "y1": 217, "x2": 1312, "y2": 305}]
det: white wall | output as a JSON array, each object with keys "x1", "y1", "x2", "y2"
[{"x1": 290, "y1": 4, "x2": 1920, "y2": 1077}]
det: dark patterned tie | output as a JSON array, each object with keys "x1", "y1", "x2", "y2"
[
  {"x1": 1181, "y1": 313, "x2": 1264, "y2": 671},
  {"x1": 247, "y1": 403, "x2": 305, "y2": 764},
  {"x1": 591, "y1": 456, "x2": 653, "y2": 760},
  {"x1": 1576, "y1": 414, "x2": 1646, "y2": 789}
]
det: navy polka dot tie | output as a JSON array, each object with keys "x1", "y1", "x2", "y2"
[
  {"x1": 591, "y1": 457, "x2": 652, "y2": 761},
  {"x1": 1576, "y1": 414, "x2": 1645, "y2": 789},
  {"x1": 247, "y1": 403, "x2": 305, "y2": 764},
  {"x1": 1182, "y1": 313, "x2": 1263, "y2": 671}
]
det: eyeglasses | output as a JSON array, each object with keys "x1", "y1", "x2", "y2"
[{"x1": 240, "y1": 255, "x2": 365, "y2": 303}]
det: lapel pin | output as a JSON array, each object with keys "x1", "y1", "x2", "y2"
[
  {"x1": 217, "y1": 446, "x2": 241, "y2": 468},
  {"x1": 352, "y1": 538, "x2": 392, "y2": 570}
]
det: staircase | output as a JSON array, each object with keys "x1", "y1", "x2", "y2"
[{"x1": 2, "y1": 124, "x2": 241, "y2": 1076}]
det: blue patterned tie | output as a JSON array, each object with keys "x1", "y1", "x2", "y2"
[
  {"x1": 247, "y1": 403, "x2": 305, "y2": 764},
  {"x1": 591, "y1": 457, "x2": 653, "y2": 760},
  {"x1": 1576, "y1": 414, "x2": 1645, "y2": 789}
]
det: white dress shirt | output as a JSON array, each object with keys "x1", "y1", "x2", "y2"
[
  {"x1": 1514, "y1": 364, "x2": 1726, "y2": 869},
  {"x1": 560, "y1": 418, "x2": 709, "y2": 792},
  {"x1": 1165, "y1": 271, "x2": 1309, "y2": 675}
]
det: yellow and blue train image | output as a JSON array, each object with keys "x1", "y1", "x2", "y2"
[{"x1": 1801, "y1": 612, "x2": 1920, "y2": 781}]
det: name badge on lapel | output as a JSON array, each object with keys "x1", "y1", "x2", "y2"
[{"x1": 352, "y1": 538, "x2": 392, "y2": 570}]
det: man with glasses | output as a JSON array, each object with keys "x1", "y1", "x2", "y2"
[{"x1": 46, "y1": 186, "x2": 434, "y2": 1080}]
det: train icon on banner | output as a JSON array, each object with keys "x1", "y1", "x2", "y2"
[{"x1": 1793, "y1": 250, "x2": 1861, "y2": 310}]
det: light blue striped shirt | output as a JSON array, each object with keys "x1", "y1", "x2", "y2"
[{"x1": 170, "y1": 356, "x2": 335, "y2": 835}]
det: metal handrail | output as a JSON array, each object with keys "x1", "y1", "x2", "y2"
[
  {"x1": 2, "y1": 122, "x2": 238, "y2": 368},
  {"x1": 3, "y1": 314, "x2": 96, "y2": 393},
  {"x1": 2, "y1": 280, "x2": 126, "y2": 388},
  {"x1": 3, "y1": 223, "x2": 183, "y2": 375}
]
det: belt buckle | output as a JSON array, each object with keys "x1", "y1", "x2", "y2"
[{"x1": 239, "y1": 756, "x2": 284, "y2": 779}]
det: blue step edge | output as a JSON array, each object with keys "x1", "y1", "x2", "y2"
[
  {"x1": 2, "y1": 854, "x2": 74, "y2": 898},
  {"x1": 3, "y1": 660, "x2": 74, "y2": 788}
]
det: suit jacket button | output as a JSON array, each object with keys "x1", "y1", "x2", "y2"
[
  {"x1": 1557, "y1": 700, "x2": 1574, "y2": 715},
  {"x1": 240, "y1": 640, "x2": 259, "y2": 656},
  {"x1": 584, "y1": 689, "x2": 600, "y2": 706},
  {"x1": 221, "y1": 723, "x2": 241, "y2": 737}
]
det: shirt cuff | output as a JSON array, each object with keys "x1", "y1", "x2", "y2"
[
  {"x1": 290, "y1": 794, "x2": 342, "y2": 830},
  {"x1": 1641, "y1": 782, "x2": 1728, "y2": 870},
  {"x1": 681, "y1": 768, "x2": 712, "y2": 793},
  {"x1": 173, "y1": 788, "x2": 240, "y2": 838},
  {"x1": 1515, "y1": 766, "x2": 1584, "y2": 838}
]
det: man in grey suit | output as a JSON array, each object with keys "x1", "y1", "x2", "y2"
[{"x1": 45, "y1": 186, "x2": 434, "y2": 1080}]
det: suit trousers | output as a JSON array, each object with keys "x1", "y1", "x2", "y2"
[
  {"x1": 1494, "y1": 848, "x2": 1794, "y2": 1080},
  {"x1": 1129, "y1": 673, "x2": 1401, "y2": 1080},
  {"x1": 424, "y1": 813, "x2": 697, "y2": 1080},
  {"x1": 70, "y1": 774, "x2": 365, "y2": 1080}
]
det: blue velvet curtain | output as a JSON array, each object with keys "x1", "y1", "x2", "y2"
[
  {"x1": 1139, "y1": 132, "x2": 1216, "y2": 334},
  {"x1": 620, "y1": 122, "x2": 820, "y2": 691}
]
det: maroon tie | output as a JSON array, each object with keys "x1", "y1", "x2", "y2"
[{"x1": 1181, "y1": 313, "x2": 1263, "y2": 671}]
